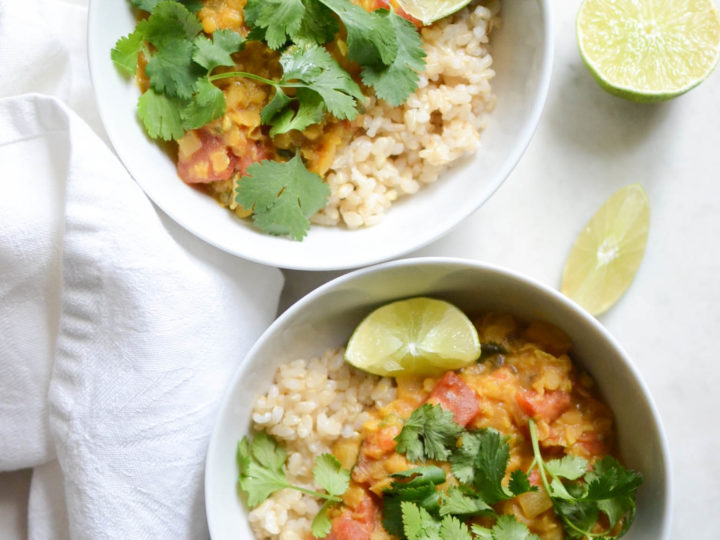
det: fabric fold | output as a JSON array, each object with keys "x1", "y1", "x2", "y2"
[{"x1": 0, "y1": 93, "x2": 282, "y2": 538}]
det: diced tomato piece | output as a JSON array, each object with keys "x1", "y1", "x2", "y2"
[
  {"x1": 361, "y1": 424, "x2": 401, "y2": 459},
  {"x1": 426, "y1": 372, "x2": 480, "y2": 427},
  {"x1": 528, "y1": 468, "x2": 542, "y2": 487},
  {"x1": 177, "y1": 128, "x2": 237, "y2": 184},
  {"x1": 516, "y1": 389, "x2": 572, "y2": 423},
  {"x1": 323, "y1": 492, "x2": 378, "y2": 540},
  {"x1": 577, "y1": 431, "x2": 608, "y2": 456}
]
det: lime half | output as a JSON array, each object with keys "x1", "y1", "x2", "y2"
[
  {"x1": 345, "y1": 297, "x2": 481, "y2": 376},
  {"x1": 561, "y1": 184, "x2": 650, "y2": 316},
  {"x1": 577, "y1": 0, "x2": 720, "y2": 102},
  {"x1": 395, "y1": 0, "x2": 472, "y2": 25}
]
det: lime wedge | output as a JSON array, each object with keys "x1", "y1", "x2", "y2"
[
  {"x1": 561, "y1": 184, "x2": 650, "y2": 316},
  {"x1": 577, "y1": 0, "x2": 720, "y2": 102},
  {"x1": 345, "y1": 297, "x2": 481, "y2": 376},
  {"x1": 395, "y1": 0, "x2": 472, "y2": 25}
]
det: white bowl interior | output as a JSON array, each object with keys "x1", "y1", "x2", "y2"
[
  {"x1": 88, "y1": 0, "x2": 552, "y2": 270},
  {"x1": 205, "y1": 259, "x2": 670, "y2": 539}
]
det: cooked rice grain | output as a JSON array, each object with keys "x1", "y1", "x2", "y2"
[
  {"x1": 312, "y1": 1, "x2": 500, "y2": 228},
  {"x1": 248, "y1": 348, "x2": 396, "y2": 539}
]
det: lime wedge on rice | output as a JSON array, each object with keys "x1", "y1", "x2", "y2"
[
  {"x1": 577, "y1": 0, "x2": 720, "y2": 102},
  {"x1": 561, "y1": 184, "x2": 650, "y2": 316},
  {"x1": 345, "y1": 297, "x2": 481, "y2": 376},
  {"x1": 396, "y1": 0, "x2": 472, "y2": 25}
]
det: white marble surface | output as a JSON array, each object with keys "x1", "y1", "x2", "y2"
[{"x1": 3, "y1": 1, "x2": 720, "y2": 538}]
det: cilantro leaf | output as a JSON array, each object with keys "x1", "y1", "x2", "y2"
[
  {"x1": 111, "y1": 28, "x2": 146, "y2": 76},
  {"x1": 394, "y1": 403, "x2": 464, "y2": 463},
  {"x1": 585, "y1": 456, "x2": 643, "y2": 501},
  {"x1": 391, "y1": 466, "x2": 447, "y2": 486},
  {"x1": 527, "y1": 420, "x2": 642, "y2": 539},
  {"x1": 244, "y1": 0, "x2": 305, "y2": 50},
  {"x1": 145, "y1": 39, "x2": 203, "y2": 98},
  {"x1": 382, "y1": 466, "x2": 445, "y2": 537},
  {"x1": 361, "y1": 10, "x2": 426, "y2": 106},
  {"x1": 237, "y1": 434, "x2": 349, "y2": 511},
  {"x1": 236, "y1": 433, "x2": 290, "y2": 508},
  {"x1": 469, "y1": 429, "x2": 532, "y2": 504},
  {"x1": 263, "y1": 89, "x2": 326, "y2": 136},
  {"x1": 193, "y1": 30, "x2": 245, "y2": 71},
  {"x1": 131, "y1": 0, "x2": 202, "y2": 13},
  {"x1": 245, "y1": 0, "x2": 338, "y2": 48},
  {"x1": 181, "y1": 78, "x2": 225, "y2": 130},
  {"x1": 313, "y1": 454, "x2": 350, "y2": 497},
  {"x1": 508, "y1": 469, "x2": 534, "y2": 496},
  {"x1": 235, "y1": 152, "x2": 330, "y2": 240},
  {"x1": 257, "y1": 45, "x2": 364, "y2": 135},
  {"x1": 280, "y1": 45, "x2": 364, "y2": 120},
  {"x1": 439, "y1": 486, "x2": 493, "y2": 517},
  {"x1": 544, "y1": 455, "x2": 589, "y2": 481},
  {"x1": 316, "y1": 0, "x2": 397, "y2": 66},
  {"x1": 401, "y1": 502, "x2": 441, "y2": 540},
  {"x1": 137, "y1": 89, "x2": 187, "y2": 140},
  {"x1": 439, "y1": 515, "x2": 473, "y2": 540},
  {"x1": 143, "y1": 1, "x2": 202, "y2": 49},
  {"x1": 450, "y1": 430, "x2": 483, "y2": 484},
  {"x1": 311, "y1": 501, "x2": 333, "y2": 538},
  {"x1": 294, "y1": 0, "x2": 341, "y2": 47},
  {"x1": 471, "y1": 515, "x2": 542, "y2": 540}
]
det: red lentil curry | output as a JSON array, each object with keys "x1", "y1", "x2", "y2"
[{"x1": 238, "y1": 313, "x2": 642, "y2": 540}]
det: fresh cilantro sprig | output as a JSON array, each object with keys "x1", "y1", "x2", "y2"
[
  {"x1": 528, "y1": 419, "x2": 643, "y2": 539},
  {"x1": 450, "y1": 429, "x2": 534, "y2": 505},
  {"x1": 243, "y1": 0, "x2": 426, "y2": 107},
  {"x1": 400, "y1": 502, "x2": 539, "y2": 540},
  {"x1": 381, "y1": 466, "x2": 447, "y2": 536},
  {"x1": 315, "y1": 0, "x2": 426, "y2": 105},
  {"x1": 237, "y1": 433, "x2": 350, "y2": 538},
  {"x1": 211, "y1": 45, "x2": 364, "y2": 136},
  {"x1": 359, "y1": 9, "x2": 426, "y2": 106},
  {"x1": 244, "y1": 0, "x2": 339, "y2": 49},
  {"x1": 112, "y1": 0, "x2": 245, "y2": 140},
  {"x1": 393, "y1": 403, "x2": 464, "y2": 463},
  {"x1": 235, "y1": 151, "x2": 330, "y2": 241}
]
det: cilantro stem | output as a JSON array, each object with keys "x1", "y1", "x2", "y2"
[
  {"x1": 528, "y1": 420, "x2": 613, "y2": 539},
  {"x1": 527, "y1": 420, "x2": 553, "y2": 497},
  {"x1": 289, "y1": 484, "x2": 343, "y2": 503},
  {"x1": 209, "y1": 71, "x2": 305, "y2": 90},
  {"x1": 209, "y1": 70, "x2": 279, "y2": 86}
]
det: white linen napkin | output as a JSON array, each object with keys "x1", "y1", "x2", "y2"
[{"x1": 0, "y1": 1, "x2": 284, "y2": 538}]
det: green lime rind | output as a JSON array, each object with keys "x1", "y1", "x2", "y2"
[
  {"x1": 396, "y1": 0, "x2": 472, "y2": 25},
  {"x1": 576, "y1": 0, "x2": 720, "y2": 103}
]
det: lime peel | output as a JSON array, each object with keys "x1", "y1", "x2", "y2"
[
  {"x1": 577, "y1": 0, "x2": 720, "y2": 102},
  {"x1": 561, "y1": 184, "x2": 650, "y2": 316},
  {"x1": 344, "y1": 297, "x2": 481, "y2": 376},
  {"x1": 396, "y1": 0, "x2": 472, "y2": 25}
]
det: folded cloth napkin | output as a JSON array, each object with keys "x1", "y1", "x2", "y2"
[{"x1": 0, "y1": 1, "x2": 284, "y2": 537}]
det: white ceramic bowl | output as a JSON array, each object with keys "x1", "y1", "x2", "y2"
[
  {"x1": 87, "y1": 1, "x2": 553, "y2": 270},
  {"x1": 205, "y1": 258, "x2": 671, "y2": 539}
]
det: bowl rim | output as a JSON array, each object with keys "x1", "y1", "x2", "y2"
[
  {"x1": 86, "y1": 0, "x2": 555, "y2": 271},
  {"x1": 204, "y1": 256, "x2": 672, "y2": 538}
]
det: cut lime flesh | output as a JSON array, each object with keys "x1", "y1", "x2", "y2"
[
  {"x1": 562, "y1": 184, "x2": 650, "y2": 316},
  {"x1": 577, "y1": 0, "x2": 720, "y2": 102},
  {"x1": 396, "y1": 0, "x2": 472, "y2": 25},
  {"x1": 345, "y1": 297, "x2": 481, "y2": 376}
]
